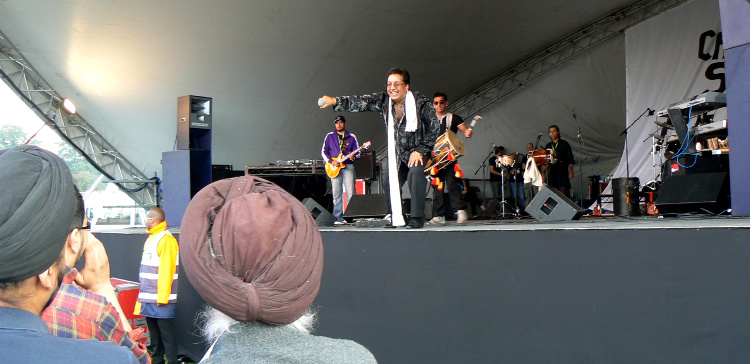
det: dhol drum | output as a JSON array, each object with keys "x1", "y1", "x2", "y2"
[
  {"x1": 500, "y1": 154, "x2": 516, "y2": 166},
  {"x1": 424, "y1": 131, "x2": 465, "y2": 175},
  {"x1": 530, "y1": 149, "x2": 556, "y2": 165}
]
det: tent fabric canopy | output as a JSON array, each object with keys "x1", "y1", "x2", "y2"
[{"x1": 0, "y1": 0, "x2": 640, "y2": 200}]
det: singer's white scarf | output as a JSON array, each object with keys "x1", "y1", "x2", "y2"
[
  {"x1": 388, "y1": 91, "x2": 418, "y2": 133},
  {"x1": 385, "y1": 91, "x2": 417, "y2": 226}
]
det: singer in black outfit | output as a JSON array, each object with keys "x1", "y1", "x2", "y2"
[
  {"x1": 318, "y1": 68, "x2": 440, "y2": 229},
  {"x1": 542, "y1": 125, "x2": 575, "y2": 197}
]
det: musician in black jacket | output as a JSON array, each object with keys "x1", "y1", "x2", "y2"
[{"x1": 542, "y1": 125, "x2": 575, "y2": 197}]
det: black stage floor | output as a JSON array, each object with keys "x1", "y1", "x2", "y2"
[
  {"x1": 97, "y1": 214, "x2": 750, "y2": 363},
  {"x1": 317, "y1": 212, "x2": 750, "y2": 231}
]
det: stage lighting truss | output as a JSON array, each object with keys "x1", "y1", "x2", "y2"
[
  {"x1": 0, "y1": 30, "x2": 159, "y2": 208},
  {"x1": 448, "y1": 0, "x2": 691, "y2": 120}
]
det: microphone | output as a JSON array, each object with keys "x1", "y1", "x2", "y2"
[
  {"x1": 491, "y1": 143, "x2": 496, "y2": 148},
  {"x1": 647, "y1": 108, "x2": 655, "y2": 116},
  {"x1": 318, "y1": 98, "x2": 326, "y2": 107}
]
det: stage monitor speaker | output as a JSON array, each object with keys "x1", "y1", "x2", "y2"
[
  {"x1": 525, "y1": 186, "x2": 585, "y2": 222},
  {"x1": 354, "y1": 151, "x2": 376, "y2": 179},
  {"x1": 654, "y1": 172, "x2": 729, "y2": 214},
  {"x1": 302, "y1": 198, "x2": 336, "y2": 227},
  {"x1": 343, "y1": 194, "x2": 388, "y2": 222}
]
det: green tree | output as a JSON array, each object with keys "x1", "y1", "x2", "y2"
[
  {"x1": 56, "y1": 142, "x2": 103, "y2": 191},
  {"x1": 1, "y1": 125, "x2": 101, "y2": 191},
  {"x1": 0, "y1": 124, "x2": 40, "y2": 148}
]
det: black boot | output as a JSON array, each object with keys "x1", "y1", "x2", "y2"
[{"x1": 406, "y1": 217, "x2": 424, "y2": 229}]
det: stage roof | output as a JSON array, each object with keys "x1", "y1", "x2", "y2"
[{"x1": 0, "y1": 0, "x2": 640, "y2": 178}]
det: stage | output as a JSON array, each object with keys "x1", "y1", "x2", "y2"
[{"x1": 97, "y1": 214, "x2": 750, "y2": 363}]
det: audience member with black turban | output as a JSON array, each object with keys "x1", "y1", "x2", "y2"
[
  {"x1": 0, "y1": 145, "x2": 78, "y2": 283},
  {"x1": 180, "y1": 175, "x2": 324, "y2": 325}
]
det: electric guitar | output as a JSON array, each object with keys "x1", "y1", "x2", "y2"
[{"x1": 325, "y1": 141, "x2": 371, "y2": 178}]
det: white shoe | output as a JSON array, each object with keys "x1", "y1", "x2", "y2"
[
  {"x1": 334, "y1": 220, "x2": 347, "y2": 225},
  {"x1": 426, "y1": 216, "x2": 445, "y2": 225},
  {"x1": 456, "y1": 210, "x2": 469, "y2": 224}
]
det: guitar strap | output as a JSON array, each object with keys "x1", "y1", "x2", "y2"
[{"x1": 340, "y1": 134, "x2": 349, "y2": 154}]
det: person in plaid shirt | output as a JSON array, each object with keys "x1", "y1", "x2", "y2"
[
  {"x1": 42, "y1": 190, "x2": 150, "y2": 364},
  {"x1": 1, "y1": 145, "x2": 137, "y2": 364}
]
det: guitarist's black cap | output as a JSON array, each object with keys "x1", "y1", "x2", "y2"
[{"x1": 334, "y1": 115, "x2": 346, "y2": 123}]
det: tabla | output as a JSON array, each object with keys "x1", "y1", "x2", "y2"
[
  {"x1": 424, "y1": 131, "x2": 465, "y2": 175},
  {"x1": 530, "y1": 149, "x2": 556, "y2": 165}
]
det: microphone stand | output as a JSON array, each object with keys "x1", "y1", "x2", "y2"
[
  {"x1": 534, "y1": 134, "x2": 542, "y2": 150},
  {"x1": 620, "y1": 108, "x2": 652, "y2": 180},
  {"x1": 475, "y1": 145, "x2": 494, "y2": 207},
  {"x1": 576, "y1": 127, "x2": 589, "y2": 208}
]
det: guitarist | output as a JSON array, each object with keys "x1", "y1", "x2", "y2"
[{"x1": 320, "y1": 115, "x2": 361, "y2": 224}]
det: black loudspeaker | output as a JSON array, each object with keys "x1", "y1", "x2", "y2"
[
  {"x1": 655, "y1": 172, "x2": 729, "y2": 214},
  {"x1": 343, "y1": 194, "x2": 388, "y2": 222},
  {"x1": 525, "y1": 186, "x2": 585, "y2": 222},
  {"x1": 302, "y1": 198, "x2": 337, "y2": 227},
  {"x1": 177, "y1": 95, "x2": 212, "y2": 150},
  {"x1": 354, "y1": 151, "x2": 376, "y2": 179},
  {"x1": 162, "y1": 150, "x2": 211, "y2": 228}
]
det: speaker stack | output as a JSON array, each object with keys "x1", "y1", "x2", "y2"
[{"x1": 162, "y1": 95, "x2": 213, "y2": 227}]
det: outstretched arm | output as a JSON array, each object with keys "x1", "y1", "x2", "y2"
[{"x1": 319, "y1": 93, "x2": 387, "y2": 113}]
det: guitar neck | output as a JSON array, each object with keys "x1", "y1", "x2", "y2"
[
  {"x1": 344, "y1": 149, "x2": 360, "y2": 159},
  {"x1": 337, "y1": 141, "x2": 370, "y2": 162},
  {"x1": 344, "y1": 145, "x2": 368, "y2": 159}
]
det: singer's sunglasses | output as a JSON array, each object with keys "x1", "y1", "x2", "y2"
[{"x1": 433, "y1": 100, "x2": 446, "y2": 105}]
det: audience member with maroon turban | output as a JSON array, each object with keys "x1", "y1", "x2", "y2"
[{"x1": 180, "y1": 175, "x2": 376, "y2": 363}]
